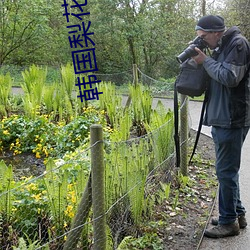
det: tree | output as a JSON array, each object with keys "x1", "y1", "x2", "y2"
[
  {"x1": 1, "y1": 0, "x2": 234, "y2": 80},
  {"x1": 0, "y1": 0, "x2": 70, "y2": 66},
  {"x1": 221, "y1": 0, "x2": 250, "y2": 39},
  {"x1": 90, "y1": 0, "x2": 200, "y2": 79},
  {"x1": 0, "y1": 0, "x2": 40, "y2": 65}
]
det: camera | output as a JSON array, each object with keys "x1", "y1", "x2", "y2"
[{"x1": 176, "y1": 36, "x2": 208, "y2": 64}]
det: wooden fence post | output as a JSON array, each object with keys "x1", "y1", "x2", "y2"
[
  {"x1": 63, "y1": 175, "x2": 92, "y2": 250},
  {"x1": 91, "y1": 124, "x2": 106, "y2": 250},
  {"x1": 180, "y1": 94, "x2": 188, "y2": 176},
  {"x1": 133, "y1": 63, "x2": 138, "y2": 86}
]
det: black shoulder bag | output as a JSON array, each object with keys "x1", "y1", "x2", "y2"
[
  {"x1": 174, "y1": 58, "x2": 210, "y2": 168},
  {"x1": 175, "y1": 58, "x2": 208, "y2": 97}
]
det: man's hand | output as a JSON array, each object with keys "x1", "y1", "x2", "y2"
[{"x1": 192, "y1": 47, "x2": 207, "y2": 64}]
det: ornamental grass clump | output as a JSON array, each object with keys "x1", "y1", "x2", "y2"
[
  {"x1": 98, "y1": 81, "x2": 123, "y2": 128},
  {"x1": 0, "y1": 73, "x2": 12, "y2": 117},
  {"x1": 129, "y1": 83, "x2": 153, "y2": 136},
  {"x1": 21, "y1": 65, "x2": 47, "y2": 118},
  {"x1": 144, "y1": 100, "x2": 175, "y2": 164}
]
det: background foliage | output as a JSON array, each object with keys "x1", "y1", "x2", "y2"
[{"x1": 1, "y1": 0, "x2": 249, "y2": 81}]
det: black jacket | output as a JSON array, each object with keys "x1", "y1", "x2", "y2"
[{"x1": 203, "y1": 26, "x2": 250, "y2": 128}]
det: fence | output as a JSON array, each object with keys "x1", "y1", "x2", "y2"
[{"x1": 0, "y1": 64, "x2": 191, "y2": 249}]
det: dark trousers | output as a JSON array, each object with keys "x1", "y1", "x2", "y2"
[{"x1": 211, "y1": 126, "x2": 249, "y2": 225}]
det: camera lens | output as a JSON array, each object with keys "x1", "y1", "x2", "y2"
[{"x1": 176, "y1": 44, "x2": 198, "y2": 63}]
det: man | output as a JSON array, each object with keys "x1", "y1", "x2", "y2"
[{"x1": 192, "y1": 15, "x2": 250, "y2": 238}]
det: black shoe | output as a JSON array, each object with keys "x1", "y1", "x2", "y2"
[
  {"x1": 204, "y1": 222, "x2": 240, "y2": 238},
  {"x1": 211, "y1": 214, "x2": 247, "y2": 229}
]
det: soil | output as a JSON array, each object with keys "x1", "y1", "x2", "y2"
[
  {"x1": 0, "y1": 152, "x2": 45, "y2": 180},
  {"x1": 158, "y1": 130, "x2": 217, "y2": 250}
]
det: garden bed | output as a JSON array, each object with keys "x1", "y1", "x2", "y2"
[
  {"x1": 0, "y1": 129, "x2": 217, "y2": 250},
  {"x1": 0, "y1": 67, "x2": 217, "y2": 248}
]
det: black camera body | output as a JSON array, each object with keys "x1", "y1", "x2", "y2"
[{"x1": 176, "y1": 36, "x2": 208, "y2": 63}]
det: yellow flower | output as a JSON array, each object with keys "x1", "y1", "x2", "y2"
[
  {"x1": 42, "y1": 147, "x2": 49, "y2": 157},
  {"x1": 3, "y1": 130, "x2": 10, "y2": 135},
  {"x1": 36, "y1": 152, "x2": 41, "y2": 159},
  {"x1": 65, "y1": 205, "x2": 74, "y2": 218},
  {"x1": 71, "y1": 195, "x2": 76, "y2": 204},
  {"x1": 26, "y1": 183, "x2": 37, "y2": 191},
  {"x1": 20, "y1": 176, "x2": 32, "y2": 181},
  {"x1": 14, "y1": 149, "x2": 21, "y2": 155},
  {"x1": 12, "y1": 207, "x2": 17, "y2": 212},
  {"x1": 32, "y1": 193, "x2": 42, "y2": 201}
]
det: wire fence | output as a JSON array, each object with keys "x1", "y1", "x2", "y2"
[
  {"x1": 0, "y1": 65, "x2": 191, "y2": 249},
  {"x1": 137, "y1": 67, "x2": 175, "y2": 94},
  {"x1": 1, "y1": 63, "x2": 175, "y2": 97},
  {"x1": 0, "y1": 123, "x2": 178, "y2": 249}
]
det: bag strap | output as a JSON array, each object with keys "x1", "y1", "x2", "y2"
[
  {"x1": 174, "y1": 80, "x2": 180, "y2": 168},
  {"x1": 188, "y1": 91, "x2": 208, "y2": 164}
]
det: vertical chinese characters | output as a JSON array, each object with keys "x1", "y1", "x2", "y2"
[{"x1": 61, "y1": 0, "x2": 103, "y2": 101}]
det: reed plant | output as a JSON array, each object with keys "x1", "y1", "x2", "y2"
[
  {"x1": 42, "y1": 158, "x2": 89, "y2": 236},
  {"x1": 42, "y1": 159, "x2": 69, "y2": 248},
  {"x1": 52, "y1": 83, "x2": 73, "y2": 122},
  {"x1": 126, "y1": 139, "x2": 151, "y2": 224},
  {"x1": 109, "y1": 109, "x2": 132, "y2": 141},
  {"x1": 21, "y1": 65, "x2": 47, "y2": 118},
  {"x1": 0, "y1": 161, "x2": 14, "y2": 222},
  {"x1": 60, "y1": 63, "x2": 75, "y2": 102},
  {"x1": 43, "y1": 159, "x2": 68, "y2": 227},
  {"x1": 0, "y1": 73, "x2": 12, "y2": 117},
  {"x1": 105, "y1": 136, "x2": 153, "y2": 226},
  {"x1": 43, "y1": 84, "x2": 56, "y2": 114},
  {"x1": 99, "y1": 81, "x2": 122, "y2": 128},
  {"x1": 129, "y1": 84, "x2": 153, "y2": 135},
  {"x1": 145, "y1": 100, "x2": 175, "y2": 164},
  {"x1": 54, "y1": 64, "x2": 84, "y2": 121},
  {"x1": 0, "y1": 161, "x2": 16, "y2": 248}
]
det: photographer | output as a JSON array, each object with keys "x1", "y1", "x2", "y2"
[{"x1": 192, "y1": 15, "x2": 250, "y2": 238}]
